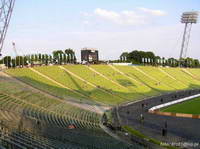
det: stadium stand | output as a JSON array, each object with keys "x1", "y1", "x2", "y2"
[
  {"x1": 2, "y1": 65, "x2": 200, "y2": 148},
  {"x1": 0, "y1": 73, "x2": 144, "y2": 149},
  {"x1": 6, "y1": 65, "x2": 200, "y2": 105}
]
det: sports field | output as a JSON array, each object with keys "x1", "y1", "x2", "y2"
[{"x1": 162, "y1": 97, "x2": 200, "y2": 114}]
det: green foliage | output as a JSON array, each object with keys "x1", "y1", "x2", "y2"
[
  {"x1": 120, "y1": 52, "x2": 129, "y2": 62},
  {"x1": 65, "y1": 48, "x2": 76, "y2": 63},
  {"x1": 118, "y1": 50, "x2": 200, "y2": 68},
  {"x1": 123, "y1": 126, "x2": 179, "y2": 149},
  {"x1": 126, "y1": 50, "x2": 156, "y2": 64},
  {"x1": 3, "y1": 56, "x2": 12, "y2": 67}
]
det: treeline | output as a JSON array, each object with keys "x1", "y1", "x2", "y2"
[
  {"x1": 118, "y1": 50, "x2": 200, "y2": 68},
  {"x1": 0, "y1": 49, "x2": 76, "y2": 68}
]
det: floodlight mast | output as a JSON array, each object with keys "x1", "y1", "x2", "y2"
[
  {"x1": 179, "y1": 11, "x2": 199, "y2": 60},
  {"x1": 0, "y1": 0, "x2": 16, "y2": 57}
]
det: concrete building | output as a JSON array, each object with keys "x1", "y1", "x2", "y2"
[{"x1": 81, "y1": 48, "x2": 99, "y2": 63}]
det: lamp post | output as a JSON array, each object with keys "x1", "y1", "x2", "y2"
[{"x1": 179, "y1": 11, "x2": 199, "y2": 63}]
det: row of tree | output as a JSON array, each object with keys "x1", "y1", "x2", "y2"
[
  {"x1": 119, "y1": 50, "x2": 200, "y2": 68},
  {"x1": 0, "y1": 49, "x2": 77, "y2": 68}
]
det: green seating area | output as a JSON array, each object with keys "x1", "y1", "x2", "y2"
[
  {"x1": 0, "y1": 126, "x2": 142, "y2": 149},
  {"x1": 5, "y1": 65, "x2": 200, "y2": 105},
  {"x1": 138, "y1": 66, "x2": 188, "y2": 90},
  {"x1": 0, "y1": 75, "x2": 143, "y2": 149},
  {"x1": 63, "y1": 65, "x2": 128, "y2": 101},
  {"x1": 0, "y1": 93, "x2": 100, "y2": 129},
  {"x1": 89, "y1": 65, "x2": 150, "y2": 100},
  {"x1": 0, "y1": 123, "x2": 102, "y2": 149},
  {"x1": 188, "y1": 68, "x2": 200, "y2": 80},
  {"x1": 6, "y1": 68, "x2": 86, "y2": 102},
  {"x1": 161, "y1": 67, "x2": 200, "y2": 89},
  {"x1": 2, "y1": 65, "x2": 200, "y2": 149},
  {"x1": 114, "y1": 65, "x2": 163, "y2": 95},
  {"x1": 0, "y1": 75, "x2": 101, "y2": 129},
  {"x1": 34, "y1": 66, "x2": 121, "y2": 104}
]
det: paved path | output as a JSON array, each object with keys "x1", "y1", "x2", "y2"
[{"x1": 118, "y1": 90, "x2": 200, "y2": 149}]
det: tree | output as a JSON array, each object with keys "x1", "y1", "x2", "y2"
[
  {"x1": 38, "y1": 54, "x2": 42, "y2": 63},
  {"x1": 53, "y1": 50, "x2": 63, "y2": 64},
  {"x1": 126, "y1": 50, "x2": 156, "y2": 64},
  {"x1": 127, "y1": 50, "x2": 142, "y2": 64},
  {"x1": 45, "y1": 54, "x2": 49, "y2": 65},
  {"x1": 31, "y1": 54, "x2": 35, "y2": 64},
  {"x1": 3, "y1": 56, "x2": 12, "y2": 68},
  {"x1": 42, "y1": 54, "x2": 45, "y2": 64},
  {"x1": 16, "y1": 56, "x2": 23, "y2": 67},
  {"x1": 63, "y1": 54, "x2": 67, "y2": 64},
  {"x1": 11, "y1": 58, "x2": 16, "y2": 68},
  {"x1": 193, "y1": 59, "x2": 200, "y2": 68},
  {"x1": 23, "y1": 56, "x2": 28, "y2": 66},
  {"x1": 35, "y1": 54, "x2": 38, "y2": 62},
  {"x1": 120, "y1": 52, "x2": 129, "y2": 62},
  {"x1": 49, "y1": 55, "x2": 53, "y2": 64},
  {"x1": 65, "y1": 49, "x2": 75, "y2": 63},
  {"x1": 0, "y1": 58, "x2": 3, "y2": 64}
]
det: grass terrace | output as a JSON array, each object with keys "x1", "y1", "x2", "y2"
[
  {"x1": 114, "y1": 65, "x2": 171, "y2": 94},
  {"x1": 64, "y1": 65, "x2": 146, "y2": 102},
  {"x1": 34, "y1": 66, "x2": 125, "y2": 104},
  {"x1": 6, "y1": 68, "x2": 86, "y2": 102},
  {"x1": 161, "y1": 67, "x2": 200, "y2": 89},
  {"x1": 5, "y1": 65, "x2": 200, "y2": 105},
  {"x1": 188, "y1": 68, "x2": 200, "y2": 80},
  {"x1": 138, "y1": 66, "x2": 188, "y2": 90},
  {"x1": 90, "y1": 65, "x2": 156, "y2": 99}
]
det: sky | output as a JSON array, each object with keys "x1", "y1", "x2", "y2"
[{"x1": 3, "y1": 0, "x2": 200, "y2": 61}]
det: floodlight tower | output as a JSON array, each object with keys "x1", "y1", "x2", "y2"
[
  {"x1": 0, "y1": 0, "x2": 16, "y2": 57},
  {"x1": 179, "y1": 11, "x2": 199, "y2": 60}
]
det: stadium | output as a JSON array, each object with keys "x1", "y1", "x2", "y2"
[{"x1": 0, "y1": 1, "x2": 200, "y2": 149}]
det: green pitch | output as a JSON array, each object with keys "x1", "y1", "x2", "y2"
[{"x1": 162, "y1": 97, "x2": 200, "y2": 115}]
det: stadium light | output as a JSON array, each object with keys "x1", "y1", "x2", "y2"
[
  {"x1": 179, "y1": 11, "x2": 199, "y2": 61},
  {"x1": 181, "y1": 11, "x2": 198, "y2": 23}
]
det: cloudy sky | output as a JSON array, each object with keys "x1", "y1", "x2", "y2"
[{"x1": 3, "y1": 0, "x2": 200, "y2": 60}]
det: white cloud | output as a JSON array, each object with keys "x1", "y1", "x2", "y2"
[
  {"x1": 94, "y1": 8, "x2": 146, "y2": 25},
  {"x1": 81, "y1": 8, "x2": 167, "y2": 26},
  {"x1": 138, "y1": 7, "x2": 167, "y2": 16},
  {"x1": 94, "y1": 8, "x2": 120, "y2": 23}
]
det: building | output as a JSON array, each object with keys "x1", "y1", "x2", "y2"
[{"x1": 81, "y1": 48, "x2": 99, "y2": 63}]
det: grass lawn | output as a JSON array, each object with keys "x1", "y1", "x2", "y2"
[{"x1": 162, "y1": 97, "x2": 200, "y2": 115}]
